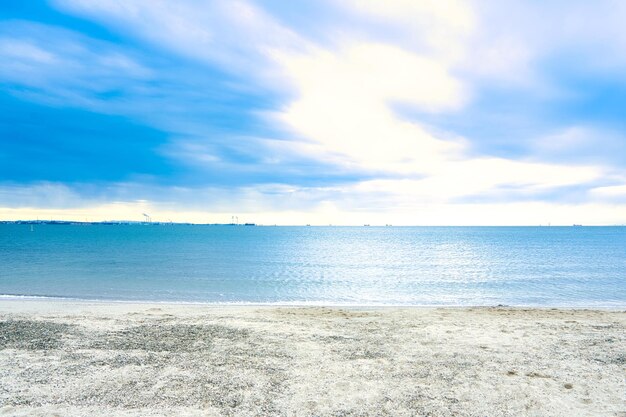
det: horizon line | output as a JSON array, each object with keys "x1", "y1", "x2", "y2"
[{"x1": 1, "y1": 220, "x2": 624, "y2": 227}]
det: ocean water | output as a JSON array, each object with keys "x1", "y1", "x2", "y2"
[{"x1": 0, "y1": 224, "x2": 625, "y2": 307}]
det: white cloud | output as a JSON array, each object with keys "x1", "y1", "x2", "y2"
[
  {"x1": 0, "y1": 39, "x2": 56, "y2": 63},
  {"x1": 461, "y1": 0, "x2": 626, "y2": 87},
  {"x1": 0, "y1": 183, "x2": 83, "y2": 209},
  {"x1": 273, "y1": 42, "x2": 467, "y2": 174},
  {"x1": 272, "y1": 37, "x2": 606, "y2": 204},
  {"x1": 533, "y1": 127, "x2": 593, "y2": 152},
  {"x1": 3, "y1": 188, "x2": 626, "y2": 225},
  {"x1": 352, "y1": 158, "x2": 601, "y2": 204},
  {"x1": 528, "y1": 126, "x2": 626, "y2": 167},
  {"x1": 340, "y1": 0, "x2": 475, "y2": 62},
  {"x1": 591, "y1": 184, "x2": 626, "y2": 199}
]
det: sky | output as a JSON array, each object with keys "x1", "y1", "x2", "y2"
[{"x1": 1, "y1": 0, "x2": 626, "y2": 225}]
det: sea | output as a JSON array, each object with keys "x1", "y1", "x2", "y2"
[{"x1": 0, "y1": 224, "x2": 624, "y2": 307}]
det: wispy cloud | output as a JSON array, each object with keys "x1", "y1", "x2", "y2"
[
  {"x1": 52, "y1": 0, "x2": 309, "y2": 81},
  {"x1": 0, "y1": 21, "x2": 151, "y2": 106}
]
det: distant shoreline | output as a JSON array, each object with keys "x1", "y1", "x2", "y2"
[{"x1": 2, "y1": 221, "x2": 625, "y2": 226}]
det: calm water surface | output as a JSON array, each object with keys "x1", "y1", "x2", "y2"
[{"x1": 0, "y1": 225, "x2": 624, "y2": 306}]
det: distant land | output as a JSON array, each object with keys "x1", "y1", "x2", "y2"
[
  {"x1": 0, "y1": 220, "x2": 256, "y2": 226},
  {"x1": 2, "y1": 221, "x2": 625, "y2": 227}
]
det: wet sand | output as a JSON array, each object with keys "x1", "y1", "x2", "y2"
[{"x1": 0, "y1": 300, "x2": 624, "y2": 416}]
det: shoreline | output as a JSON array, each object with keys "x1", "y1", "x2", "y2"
[
  {"x1": 1, "y1": 301, "x2": 624, "y2": 416},
  {"x1": 1, "y1": 296, "x2": 624, "y2": 310}
]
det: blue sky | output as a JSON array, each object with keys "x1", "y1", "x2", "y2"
[{"x1": 1, "y1": 0, "x2": 626, "y2": 224}]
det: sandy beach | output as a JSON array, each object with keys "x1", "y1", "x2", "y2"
[{"x1": 0, "y1": 301, "x2": 624, "y2": 417}]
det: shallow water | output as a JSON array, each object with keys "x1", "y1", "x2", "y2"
[{"x1": 0, "y1": 224, "x2": 625, "y2": 306}]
